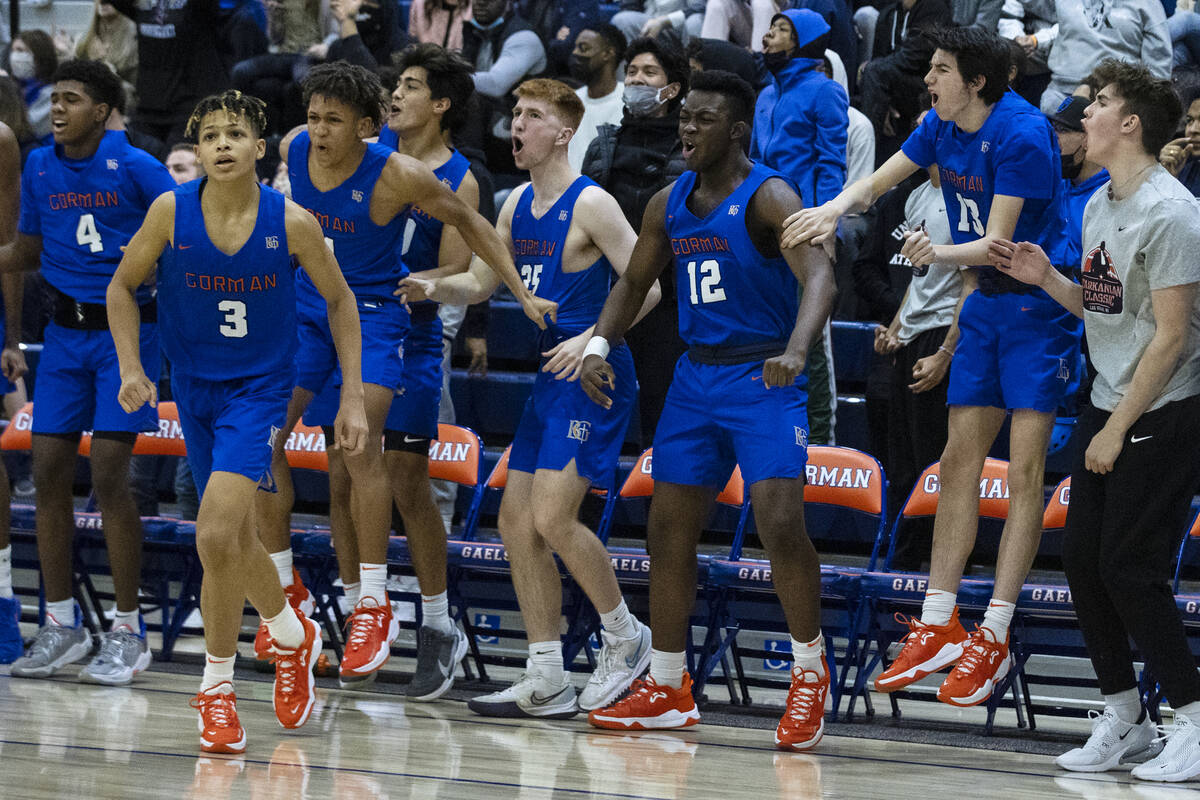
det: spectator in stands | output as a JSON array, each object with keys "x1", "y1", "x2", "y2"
[
  {"x1": 410, "y1": 0, "x2": 473, "y2": 51},
  {"x1": 112, "y1": 0, "x2": 230, "y2": 147},
  {"x1": 582, "y1": 35, "x2": 687, "y2": 445},
  {"x1": 231, "y1": 0, "x2": 337, "y2": 136},
  {"x1": 795, "y1": 0, "x2": 856, "y2": 89},
  {"x1": 567, "y1": 24, "x2": 625, "y2": 173},
  {"x1": 326, "y1": 0, "x2": 406, "y2": 70},
  {"x1": 1040, "y1": 0, "x2": 1171, "y2": 115},
  {"x1": 858, "y1": 0, "x2": 952, "y2": 162},
  {"x1": 1048, "y1": 95, "x2": 1108, "y2": 271},
  {"x1": 107, "y1": 88, "x2": 167, "y2": 160},
  {"x1": 952, "y1": 0, "x2": 1002, "y2": 29},
  {"x1": 997, "y1": 0, "x2": 1055, "y2": 105},
  {"x1": 1159, "y1": 85, "x2": 1200, "y2": 196},
  {"x1": 698, "y1": 0, "x2": 778, "y2": 51},
  {"x1": 166, "y1": 142, "x2": 202, "y2": 183},
  {"x1": 821, "y1": 50, "x2": 872, "y2": 187},
  {"x1": 685, "y1": 36, "x2": 764, "y2": 88},
  {"x1": 75, "y1": 0, "x2": 139, "y2": 92},
  {"x1": 520, "y1": 0, "x2": 605, "y2": 76},
  {"x1": 0, "y1": 75, "x2": 36, "y2": 163},
  {"x1": 610, "y1": 0, "x2": 703, "y2": 50},
  {"x1": 7, "y1": 30, "x2": 57, "y2": 144},
  {"x1": 221, "y1": 0, "x2": 271, "y2": 63},
  {"x1": 463, "y1": 0, "x2": 547, "y2": 173},
  {"x1": 1169, "y1": 0, "x2": 1200, "y2": 69}
]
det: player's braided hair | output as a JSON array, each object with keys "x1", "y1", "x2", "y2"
[
  {"x1": 185, "y1": 90, "x2": 268, "y2": 140},
  {"x1": 302, "y1": 61, "x2": 386, "y2": 130}
]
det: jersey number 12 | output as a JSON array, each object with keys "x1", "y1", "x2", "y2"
[{"x1": 686, "y1": 259, "x2": 727, "y2": 304}]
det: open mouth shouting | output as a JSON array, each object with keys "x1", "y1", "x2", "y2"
[{"x1": 511, "y1": 134, "x2": 525, "y2": 157}]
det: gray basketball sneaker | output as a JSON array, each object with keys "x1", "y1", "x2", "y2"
[
  {"x1": 80, "y1": 621, "x2": 152, "y2": 685},
  {"x1": 579, "y1": 621, "x2": 652, "y2": 711},
  {"x1": 11, "y1": 616, "x2": 93, "y2": 678},
  {"x1": 468, "y1": 662, "x2": 578, "y2": 719},
  {"x1": 406, "y1": 625, "x2": 469, "y2": 702}
]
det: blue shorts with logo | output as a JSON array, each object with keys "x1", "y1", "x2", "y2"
[
  {"x1": 652, "y1": 354, "x2": 809, "y2": 488},
  {"x1": 172, "y1": 369, "x2": 293, "y2": 497},
  {"x1": 32, "y1": 322, "x2": 160, "y2": 435},
  {"x1": 294, "y1": 285, "x2": 407, "y2": 396},
  {"x1": 949, "y1": 290, "x2": 1083, "y2": 413},
  {"x1": 508, "y1": 342, "x2": 636, "y2": 491},
  {"x1": 385, "y1": 304, "x2": 443, "y2": 438}
]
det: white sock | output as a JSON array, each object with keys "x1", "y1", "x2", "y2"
[
  {"x1": 359, "y1": 563, "x2": 387, "y2": 606},
  {"x1": 200, "y1": 652, "x2": 236, "y2": 692},
  {"x1": 268, "y1": 549, "x2": 294, "y2": 590},
  {"x1": 529, "y1": 640, "x2": 564, "y2": 685},
  {"x1": 343, "y1": 581, "x2": 361, "y2": 608},
  {"x1": 420, "y1": 591, "x2": 454, "y2": 635},
  {"x1": 263, "y1": 605, "x2": 304, "y2": 650},
  {"x1": 113, "y1": 608, "x2": 141, "y2": 635},
  {"x1": 791, "y1": 634, "x2": 825, "y2": 677},
  {"x1": 981, "y1": 599, "x2": 1016, "y2": 641},
  {"x1": 650, "y1": 648, "x2": 686, "y2": 689},
  {"x1": 1104, "y1": 687, "x2": 1143, "y2": 724},
  {"x1": 1175, "y1": 700, "x2": 1200, "y2": 721},
  {"x1": 46, "y1": 599, "x2": 76, "y2": 627},
  {"x1": 0, "y1": 545, "x2": 12, "y2": 598},
  {"x1": 919, "y1": 589, "x2": 957, "y2": 627},
  {"x1": 598, "y1": 599, "x2": 638, "y2": 640}
]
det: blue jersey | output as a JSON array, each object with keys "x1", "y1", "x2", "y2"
[
  {"x1": 18, "y1": 130, "x2": 175, "y2": 303},
  {"x1": 1061, "y1": 169, "x2": 1109, "y2": 275},
  {"x1": 510, "y1": 176, "x2": 613, "y2": 336},
  {"x1": 902, "y1": 91, "x2": 1071, "y2": 271},
  {"x1": 664, "y1": 163, "x2": 799, "y2": 349},
  {"x1": 378, "y1": 125, "x2": 399, "y2": 150},
  {"x1": 288, "y1": 131, "x2": 407, "y2": 298},
  {"x1": 400, "y1": 149, "x2": 471, "y2": 310},
  {"x1": 158, "y1": 180, "x2": 298, "y2": 381}
]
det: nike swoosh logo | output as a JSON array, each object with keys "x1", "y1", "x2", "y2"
[
  {"x1": 528, "y1": 691, "x2": 561, "y2": 705},
  {"x1": 625, "y1": 638, "x2": 646, "y2": 669},
  {"x1": 403, "y1": 435, "x2": 422, "y2": 443},
  {"x1": 1118, "y1": 226, "x2": 1129, "y2": 232},
  {"x1": 178, "y1": 244, "x2": 192, "y2": 250},
  {"x1": 1131, "y1": 435, "x2": 1153, "y2": 443},
  {"x1": 1118, "y1": 728, "x2": 1132, "y2": 740}
]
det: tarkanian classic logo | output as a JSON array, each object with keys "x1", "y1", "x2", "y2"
[{"x1": 1081, "y1": 241, "x2": 1123, "y2": 314}]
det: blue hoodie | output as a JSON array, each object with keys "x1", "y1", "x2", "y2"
[{"x1": 750, "y1": 8, "x2": 849, "y2": 209}]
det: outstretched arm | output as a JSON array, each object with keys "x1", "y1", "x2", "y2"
[
  {"x1": 286, "y1": 201, "x2": 368, "y2": 457},
  {"x1": 108, "y1": 192, "x2": 173, "y2": 413}
]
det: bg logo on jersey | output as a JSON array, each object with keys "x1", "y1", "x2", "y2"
[{"x1": 567, "y1": 420, "x2": 591, "y2": 442}]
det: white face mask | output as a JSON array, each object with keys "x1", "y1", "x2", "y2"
[{"x1": 8, "y1": 50, "x2": 35, "y2": 80}]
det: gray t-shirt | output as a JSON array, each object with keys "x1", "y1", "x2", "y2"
[
  {"x1": 1081, "y1": 166, "x2": 1200, "y2": 412},
  {"x1": 896, "y1": 180, "x2": 963, "y2": 344}
]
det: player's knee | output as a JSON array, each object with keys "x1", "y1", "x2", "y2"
[
  {"x1": 1004, "y1": 457, "x2": 1044, "y2": 499},
  {"x1": 90, "y1": 460, "x2": 133, "y2": 502},
  {"x1": 530, "y1": 504, "x2": 574, "y2": 544},
  {"x1": 195, "y1": 524, "x2": 240, "y2": 572}
]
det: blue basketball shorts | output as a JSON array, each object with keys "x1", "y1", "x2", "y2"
[
  {"x1": 32, "y1": 322, "x2": 160, "y2": 435},
  {"x1": 171, "y1": 369, "x2": 294, "y2": 497},
  {"x1": 948, "y1": 290, "x2": 1083, "y2": 413},
  {"x1": 293, "y1": 287, "x2": 407, "y2": 396},
  {"x1": 384, "y1": 304, "x2": 444, "y2": 439},
  {"x1": 508, "y1": 343, "x2": 637, "y2": 491},
  {"x1": 652, "y1": 354, "x2": 809, "y2": 488}
]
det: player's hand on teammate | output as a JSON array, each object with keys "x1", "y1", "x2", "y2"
[
  {"x1": 1, "y1": 345, "x2": 27, "y2": 383},
  {"x1": 1159, "y1": 137, "x2": 1193, "y2": 176},
  {"x1": 781, "y1": 204, "x2": 840, "y2": 249},
  {"x1": 909, "y1": 349, "x2": 950, "y2": 393},
  {"x1": 466, "y1": 337, "x2": 488, "y2": 377},
  {"x1": 580, "y1": 355, "x2": 615, "y2": 409},
  {"x1": 1085, "y1": 423, "x2": 1124, "y2": 475},
  {"x1": 520, "y1": 292, "x2": 558, "y2": 331},
  {"x1": 762, "y1": 351, "x2": 805, "y2": 388},
  {"x1": 395, "y1": 275, "x2": 435, "y2": 304},
  {"x1": 541, "y1": 331, "x2": 588, "y2": 381},
  {"x1": 873, "y1": 324, "x2": 899, "y2": 355},
  {"x1": 118, "y1": 369, "x2": 157, "y2": 413},
  {"x1": 900, "y1": 226, "x2": 935, "y2": 269},
  {"x1": 989, "y1": 239, "x2": 1050, "y2": 287},
  {"x1": 333, "y1": 401, "x2": 369, "y2": 457}
]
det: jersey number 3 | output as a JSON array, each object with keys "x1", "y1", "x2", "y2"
[
  {"x1": 686, "y1": 259, "x2": 726, "y2": 304},
  {"x1": 219, "y1": 300, "x2": 248, "y2": 338}
]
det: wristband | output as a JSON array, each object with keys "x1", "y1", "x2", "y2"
[
  {"x1": 938, "y1": 345, "x2": 955, "y2": 357},
  {"x1": 583, "y1": 336, "x2": 610, "y2": 361}
]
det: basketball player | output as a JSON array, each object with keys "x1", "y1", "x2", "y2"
[
  {"x1": 263, "y1": 62, "x2": 554, "y2": 687},
  {"x1": 579, "y1": 70, "x2": 836, "y2": 751},
  {"x1": 401, "y1": 77, "x2": 660, "y2": 719},
  {"x1": 991, "y1": 60, "x2": 1200, "y2": 783},
  {"x1": 303, "y1": 45, "x2": 479, "y2": 699},
  {"x1": 783, "y1": 26, "x2": 1081, "y2": 707},
  {"x1": 0, "y1": 120, "x2": 27, "y2": 664},
  {"x1": 0, "y1": 60, "x2": 176, "y2": 684},
  {"x1": 108, "y1": 91, "x2": 368, "y2": 754}
]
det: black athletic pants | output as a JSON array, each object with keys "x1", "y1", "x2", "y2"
[{"x1": 1063, "y1": 394, "x2": 1200, "y2": 705}]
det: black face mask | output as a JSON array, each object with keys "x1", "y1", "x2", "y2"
[
  {"x1": 568, "y1": 54, "x2": 593, "y2": 83},
  {"x1": 1060, "y1": 147, "x2": 1083, "y2": 180},
  {"x1": 763, "y1": 50, "x2": 791, "y2": 74}
]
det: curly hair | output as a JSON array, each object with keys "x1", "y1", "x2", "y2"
[
  {"x1": 50, "y1": 59, "x2": 124, "y2": 115},
  {"x1": 302, "y1": 61, "x2": 385, "y2": 130},
  {"x1": 392, "y1": 43, "x2": 475, "y2": 133},
  {"x1": 185, "y1": 90, "x2": 269, "y2": 140},
  {"x1": 1090, "y1": 59, "x2": 1183, "y2": 155}
]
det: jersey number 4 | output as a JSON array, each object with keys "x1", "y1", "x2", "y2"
[
  {"x1": 219, "y1": 300, "x2": 247, "y2": 338},
  {"x1": 686, "y1": 259, "x2": 726, "y2": 304},
  {"x1": 76, "y1": 214, "x2": 103, "y2": 253},
  {"x1": 955, "y1": 193, "x2": 985, "y2": 236}
]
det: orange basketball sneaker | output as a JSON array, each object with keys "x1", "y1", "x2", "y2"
[
  {"x1": 270, "y1": 611, "x2": 322, "y2": 728},
  {"x1": 775, "y1": 656, "x2": 830, "y2": 751},
  {"x1": 190, "y1": 682, "x2": 246, "y2": 754},
  {"x1": 254, "y1": 568, "x2": 316, "y2": 660},
  {"x1": 936, "y1": 626, "x2": 1011, "y2": 707},
  {"x1": 873, "y1": 607, "x2": 968, "y2": 692},
  {"x1": 338, "y1": 597, "x2": 398, "y2": 685},
  {"x1": 587, "y1": 673, "x2": 701, "y2": 730}
]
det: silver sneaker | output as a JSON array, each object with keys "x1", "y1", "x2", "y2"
[
  {"x1": 406, "y1": 625, "x2": 469, "y2": 702},
  {"x1": 579, "y1": 621, "x2": 652, "y2": 711},
  {"x1": 11, "y1": 622, "x2": 93, "y2": 678},
  {"x1": 467, "y1": 661, "x2": 578, "y2": 719},
  {"x1": 1056, "y1": 707, "x2": 1160, "y2": 772},
  {"x1": 80, "y1": 626, "x2": 152, "y2": 685},
  {"x1": 1131, "y1": 713, "x2": 1200, "y2": 782}
]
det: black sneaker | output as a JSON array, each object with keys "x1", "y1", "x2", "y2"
[{"x1": 405, "y1": 625, "x2": 469, "y2": 701}]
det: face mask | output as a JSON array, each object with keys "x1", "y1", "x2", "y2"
[
  {"x1": 468, "y1": 15, "x2": 504, "y2": 31},
  {"x1": 1060, "y1": 140, "x2": 1084, "y2": 180},
  {"x1": 623, "y1": 84, "x2": 668, "y2": 117},
  {"x1": 762, "y1": 50, "x2": 791, "y2": 74},
  {"x1": 568, "y1": 54, "x2": 593, "y2": 83},
  {"x1": 8, "y1": 51, "x2": 34, "y2": 81}
]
